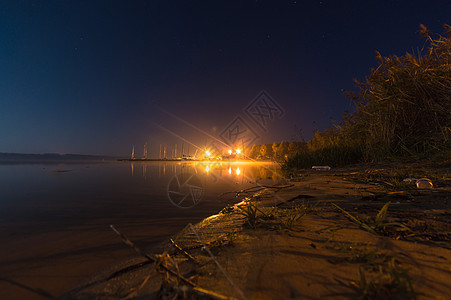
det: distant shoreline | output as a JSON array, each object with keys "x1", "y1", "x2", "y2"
[
  {"x1": 0, "y1": 153, "x2": 276, "y2": 164},
  {"x1": 118, "y1": 158, "x2": 246, "y2": 162},
  {"x1": 116, "y1": 158, "x2": 275, "y2": 163},
  {"x1": 0, "y1": 152, "x2": 119, "y2": 162}
]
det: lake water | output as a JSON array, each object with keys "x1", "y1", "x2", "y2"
[{"x1": 0, "y1": 161, "x2": 281, "y2": 299}]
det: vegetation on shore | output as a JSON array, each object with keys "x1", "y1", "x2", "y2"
[
  {"x1": 246, "y1": 141, "x2": 304, "y2": 161},
  {"x1": 284, "y1": 24, "x2": 450, "y2": 169}
]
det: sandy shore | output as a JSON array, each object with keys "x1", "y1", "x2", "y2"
[{"x1": 63, "y1": 164, "x2": 451, "y2": 299}]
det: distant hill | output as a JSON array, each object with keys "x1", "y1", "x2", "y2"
[{"x1": 0, "y1": 152, "x2": 119, "y2": 162}]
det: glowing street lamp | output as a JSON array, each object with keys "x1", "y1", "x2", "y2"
[
  {"x1": 236, "y1": 149, "x2": 241, "y2": 155},
  {"x1": 228, "y1": 149, "x2": 232, "y2": 155},
  {"x1": 205, "y1": 150, "x2": 211, "y2": 157}
]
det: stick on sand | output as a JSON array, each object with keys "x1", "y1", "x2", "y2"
[{"x1": 188, "y1": 223, "x2": 247, "y2": 300}]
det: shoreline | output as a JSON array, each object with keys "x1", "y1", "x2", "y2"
[{"x1": 63, "y1": 163, "x2": 451, "y2": 299}]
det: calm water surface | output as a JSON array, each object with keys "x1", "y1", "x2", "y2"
[{"x1": 0, "y1": 161, "x2": 281, "y2": 299}]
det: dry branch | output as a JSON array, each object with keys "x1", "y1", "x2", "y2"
[
  {"x1": 170, "y1": 238, "x2": 200, "y2": 265},
  {"x1": 121, "y1": 274, "x2": 152, "y2": 300},
  {"x1": 188, "y1": 223, "x2": 247, "y2": 300},
  {"x1": 175, "y1": 285, "x2": 237, "y2": 300},
  {"x1": 110, "y1": 224, "x2": 195, "y2": 287},
  {"x1": 219, "y1": 184, "x2": 294, "y2": 199}
]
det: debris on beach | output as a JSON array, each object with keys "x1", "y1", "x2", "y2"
[
  {"x1": 403, "y1": 177, "x2": 434, "y2": 189},
  {"x1": 312, "y1": 166, "x2": 331, "y2": 171},
  {"x1": 416, "y1": 178, "x2": 433, "y2": 189}
]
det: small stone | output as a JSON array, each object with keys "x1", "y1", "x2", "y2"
[{"x1": 416, "y1": 178, "x2": 433, "y2": 189}]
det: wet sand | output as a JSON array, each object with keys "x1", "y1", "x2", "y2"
[{"x1": 0, "y1": 215, "x2": 211, "y2": 299}]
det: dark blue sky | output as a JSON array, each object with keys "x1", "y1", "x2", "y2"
[{"x1": 0, "y1": 1, "x2": 449, "y2": 156}]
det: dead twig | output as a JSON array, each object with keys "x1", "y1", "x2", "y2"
[
  {"x1": 110, "y1": 225, "x2": 195, "y2": 287},
  {"x1": 121, "y1": 274, "x2": 152, "y2": 300},
  {"x1": 219, "y1": 184, "x2": 294, "y2": 199},
  {"x1": 174, "y1": 285, "x2": 236, "y2": 300},
  {"x1": 173, "y1": 234, "x2": 234, "y2": 254},
  {"x1": 170, "y1": 238, "x2": 200, "y2": 265},
  {"x1": 107, "y1": 260, "x2": 153, "y2": 280},
  {"x1": 188, "y1": 223, "x2": 247, "y2": 300}
]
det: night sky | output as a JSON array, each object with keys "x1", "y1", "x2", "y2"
[{"x1": 1, "y1": 1, "x2": 449, "y2": 156}]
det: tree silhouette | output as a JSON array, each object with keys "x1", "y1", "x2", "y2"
[
  {"x1": 272, "y1": 142, "x2": 279, "y2": 159},
  {"x1": 260, "y1": 144, "x2": 268, "y2": 158}
]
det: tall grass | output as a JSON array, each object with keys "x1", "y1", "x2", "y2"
[
  {"x1": 286, "y1": 24, "x2": 451, "y2": 169},
  {"x1": 284, "y1": 128, "x2": 365, "y2": 168}
]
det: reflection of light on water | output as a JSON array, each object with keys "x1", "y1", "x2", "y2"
[
  {"x1": 142, "y1": 164, "x2": 146, "y2": 179},
  {"x1": 154, "y1": 161, "x2": 282, "y2": 183}
]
